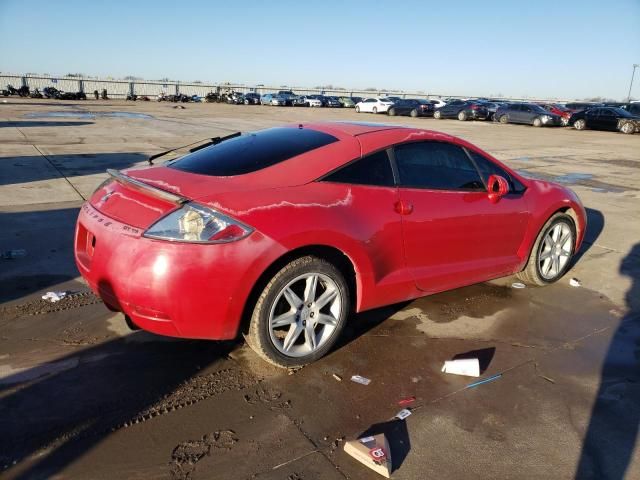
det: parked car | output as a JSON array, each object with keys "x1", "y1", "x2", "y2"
[
  {"x1": 297, "y1": 96, "x2": 322, "y2": 107},
  {"x1": 568, "y1": 107, "x2": 639, "y2": 134},
  {"x1": 351, "y1": 96, "x2": 363, "y2": 105},
  {"x1": 243, "y1": 92, "x2": 261, "y2": 105},
  {"x1": 261, "y1": 94, "x2": 287, "y2": 106},
  {"x1": 537, "y1": 103, "x2": 575, "y2": 126},
  {"x1": 494, "y1": 103, "x2": 562, "y2": 127},
  {"x1": 322, "y1": 96, "x2": 342, "y2": 107},
  {"x1": 476, "y1": 101, "x2": 504, "y2": 121},
  {"x1": 429, "y1": 98, "x2": 447, "y2": 109},
  {"x1": 224, "y1": 91, "x2": 244, "y2": 104},
  {"x1": 338, "y1": 97, "x2": 355, "y2": 108},
  {"x1": 387, "y1": 99, "x2": 435, "y2": 117},
  {"x1": 277, "y1": 90, "x2": 297, "y2": 106},
  {"x1": 433, "y1": 100, "x2": 488, "y2": 121},
  {"x1": 76, "y1": 122, "x2": 586, "y2": 367},
  {"x1": 355, "y1": 97, "x2": 395, "y2": 114}
]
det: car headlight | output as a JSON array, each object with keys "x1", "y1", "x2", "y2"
[
  {"x1": 144, "y1": 202, "x2": 253, "y2": 243},
  {"x1": 542, "y1": 115, "x2": 552, "y2": 122}
]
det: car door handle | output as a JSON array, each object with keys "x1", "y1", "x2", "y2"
[{"x1": 394, "y1": 200, "x2": 413, "y2": 215}]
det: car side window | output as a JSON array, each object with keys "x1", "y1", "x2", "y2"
[
  {"x1": 467, "y1": 150, "x2": 526, "y2": 194},
  {"x1": 365, "y1": 98, "x2": 375, "y2": 103},
  {"x1": 394, "y1": 142, "x2": 485, "y2": 191},
  {"x1": 322, "y1": 150, "x2": 394, "y2": 187}
]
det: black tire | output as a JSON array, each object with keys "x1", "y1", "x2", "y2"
[
  {"x1": 434, "y1": 110, "x2": 442, "y2": 119},
  {"x1": 499, "y1": 115, "x2": 509, "y2": 124},
  {"x1": 574, "y1": 119, "x2": 586, "y2": 131},
  {"x1": 458, "y1": 111, "x2": 467, "y2": 121},
  {"x1": 246, "y1": 256, "x2": 351, "y2": 368},
  {"x1": 355, "y1": 106, "x2": 360, "y2": 113},
  {"x1": 410, "y1": 109, "x2": 418, "y2": 118},
  {"x1": 372, "y1": 106, "x2": 378, "y2": 114},
  {"x1": 517, "y1": 213, "x2": 576, "y2": 286},
  {"x1": 533, "y1": 117, "x2": 542, "y2": 127},
  {"x1": 388, "y1": 108, "x2": 396, "y2": 116}
]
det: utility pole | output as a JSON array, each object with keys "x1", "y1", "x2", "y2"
[{"x1": 628, "y1": 64, "x2": 639, "y2": 101}]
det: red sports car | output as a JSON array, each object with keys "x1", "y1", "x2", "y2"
[
  {"x1": 75, "y1": 122, "x2": 586, "y2": 367},
  {"x1": 538, "y1": 103, "x2": 575, "y2": 126}
]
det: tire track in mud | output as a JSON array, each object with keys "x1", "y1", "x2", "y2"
[{"x1": 169, "y1": 430, "x2": 238, "y2": 480}]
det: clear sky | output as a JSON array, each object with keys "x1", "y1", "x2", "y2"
[{"x1": 1, "y1": 0, "x2": 639, "y2": 100}]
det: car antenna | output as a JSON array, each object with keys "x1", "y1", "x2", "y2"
[{"x1": 147, "y1": 132, "x2": 241, "y2": 165}]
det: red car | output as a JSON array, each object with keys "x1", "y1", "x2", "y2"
[
  {"x1": 75, "y1": 122, "x2": 586, "y2": 367},
  {"x1": 538, "y1": 103, "x2": 575, "y2": 126}
]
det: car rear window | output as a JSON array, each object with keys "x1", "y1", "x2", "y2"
[{"x1": 169, "y1": 127, "x2": 338, "y2": 176}]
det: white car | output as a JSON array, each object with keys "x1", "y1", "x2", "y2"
[
  {"x1": 302, "y1": 96, "x2": 323, "y2": 107},
  {"x1": 429, "y1": 98, "x2": 447, "y2": 109},
  {"x1": 355, "y1": 97, "x2": 395, "y2": 114}
]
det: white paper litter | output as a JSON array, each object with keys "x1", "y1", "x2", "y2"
[
  {"x1": 569, "y1": 278, "x2": 581, "y2": 287},
  {"x1": 350, "y1": 375, "x2": 371, "y2": 385},
  {"x1": 395, "y1": 409, "x2": 412, "y2": 420},
  {"x1": 442, "y1": 358, "x2": 481, "y2": 377},
  {"x1": 511, "y1": 282, "x2": 526, "y2": 289},
  {"x1": 41, "y1": 291, "x2": 67, "y2": 303}
]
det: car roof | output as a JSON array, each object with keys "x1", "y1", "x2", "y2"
[{"x1": 299, "y1": 121, "x2": 410, "y2": 137}]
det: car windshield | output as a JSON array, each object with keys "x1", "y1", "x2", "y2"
[
  {"x1": 380, "y1": 98, "x2": 393, "y2": 102},
  {"x1": 169, "y1": 127, "x2": 338, "y2": 176}
]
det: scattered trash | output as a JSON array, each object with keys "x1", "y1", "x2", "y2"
[
  {"x1": 398, "y1": 396, "x2": 416, "y2": 406},
  {"x1": 511, "y1": 282, "x2": 526, "y2": 289},
  {"x1": 465, "y1": 374, "x2": 502, "y2": 389},
  {"x1": 173, "y1": 105, "x2": 186, "y2": 109},
  {"x1": 344, "y1": 433, "x2": 391, "y2": 478},
  {"x1": 351, "y1": 375, "x2": 371, "y2": 386},
  {"x1": 332, "y1": 373, "x2": 343, "y2": 382},
  {"x1": 1, "y1": 249, "x2": 26, "y2": 259},
  {"x1": 569, "y1": 278, "x2": 581, "y2": 287},
  {"x1": 534, "y1": 362, "x2": 556, "y2": 384},
  {"x1": 41, "y1": 291, "x2": 67, "y2": 303},
  {"x1": 442, "y1": 358, "x2": 480, "y2": 377},
  {"x1": 395, "y1": 408, "x2": 412, "y2": 420}
]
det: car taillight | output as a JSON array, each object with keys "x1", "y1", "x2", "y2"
[
  {"x1": 470, "y1": 104, "x2": 479, "y2": 110},
  {"x1": 144, "y1": 203, "x2": 253, "y2": 244}
]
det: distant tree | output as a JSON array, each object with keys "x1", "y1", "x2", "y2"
[
  {"x1": 364, "y1": 87, "x2": 377, "y2": 91},
  {"x1": 123, "y1": 75, "x2": 142, "y2": 80},
  {"x1": 65, "y1": 73, "x2": 84, "y2": 78}
]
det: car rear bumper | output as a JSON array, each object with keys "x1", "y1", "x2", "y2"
[{"x1": 74, "y1": 203, "x2": 278, "y2": 340}]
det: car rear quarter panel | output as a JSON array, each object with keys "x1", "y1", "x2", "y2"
[{"x1": 198, "y1": 181, "x2": 413, "y2": 313}]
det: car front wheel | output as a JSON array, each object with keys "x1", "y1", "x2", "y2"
[
  {"x1": 458, "y1": 111, "x2": 467, "y2": 121},
  {"x1": 434, "y1": 110, "x2": 442, "y2": 119},
  {"x1": 372, "y1": 107, "x2": 378, "y2": 114},
  {"x1": 574, "y1": 119, "x2": 586, "y2": 130},
  {"x1": 388, "y1": 108, "x2": 396, "y2": 116},
  {"x1": 246, "y1": 256, "x2": 350, "y2": 368},
  {"x1": 410, "y1": 109, "x2": 418, "y2": 118},
  {"x1": 499, "y1": 115, "x2": 509, "y2": 124},
  {"x1": 355, "y1": 106, "x2": 360, "y2": 113},
  {"x1": 517, "y1": 213, "x2": 575, "y2": 286},
  {"x1": 533, "y1": 117, "x2": 542, "y2": 127}
]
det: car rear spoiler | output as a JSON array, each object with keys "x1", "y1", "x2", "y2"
[{"x1": 107, "y1": 169, "x2": 189, "y2": 205}]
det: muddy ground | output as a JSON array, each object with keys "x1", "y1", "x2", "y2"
[{"x1": 0, "y1": 99, "x2": 639, "y2": 479}]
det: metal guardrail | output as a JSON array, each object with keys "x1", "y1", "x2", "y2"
[{"x1": 0, "y1": 73, "x2": 571, "y2": 103}]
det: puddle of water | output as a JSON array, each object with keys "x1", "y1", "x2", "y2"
[{"x1": 25, "y1": 111, "x2": 153, "y2": 120}]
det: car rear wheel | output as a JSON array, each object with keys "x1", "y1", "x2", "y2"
[
  {"x1": 533, "y1": 117, "x2": 542, "y2": 127},
  {"x1": 574, "y1": 119, "x2": 586, "y2": 130},
  {"x1": 434, "y1": 110, "x2": 442, "y2": 119},
  {"x1": 388, "y1": 108, "x2": 396, "y2": 116},
  {"x1": 372, "y1": 107, "x2": 378, "y2": 114},
  {"x1": 246, "y1": 256, "x2": 350, "y2": 368},
  {"x1": 620, "y1": 121, "x2": 636, "y2": 134},
  {"x1": 410, "y1": 109, "x2": 418, "y2": 118},
  {"x1": 244, "y1": 99, "x2": 249, "y2": 105},
  {"x1": 499, "y1": 115, "x2": 509, "y2": 124},
  {"x1": 517, "y1": 213, "x2": 576, "y2": 286},
  {"x1": 355, "y1": 106, "x2": 360, "y2": 113},
  {"x1": 561, "y1": 117, "x2": 569, "y2": 126},
  {"x1": 458, "y1": 111, "x2": 467, "y2": 121}
]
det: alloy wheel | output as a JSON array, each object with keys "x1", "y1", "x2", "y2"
[
  {"x1": 268, "y1": 273, "x2": 342, "y2": 357},
  {"x1": 538, "y1": 223, "x2": 573, "y2": 280}
]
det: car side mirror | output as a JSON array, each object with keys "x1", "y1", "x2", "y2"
[{"x1": 487, "y1": 175, "x2": 509, "y2": 203}]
